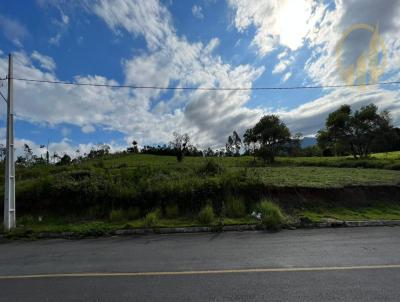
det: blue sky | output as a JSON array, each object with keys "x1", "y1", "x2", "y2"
[{"x1": 0, "y1": 0, "x2": 399, "y2": 156}]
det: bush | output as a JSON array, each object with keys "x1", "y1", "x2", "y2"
[
  {"x1": 197, "y1": 159, "x2": 225, "y2": 176},
  {"x1": 258, "y1": 200, "x2": 284, "y2": 230},
  {"x1": 198, "y1": 204, "x2": 215, "y2": 224},
  {"x1": 165, "y1": 204, "x2": 179, "y2": 218},
  {"x1": 144, "y1": 209, "x2": 160, "y2": 227},
  {"x1": 225, "y1": 196, "x2": 246, "y2": 218}
]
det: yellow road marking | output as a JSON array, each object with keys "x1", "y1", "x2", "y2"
[{"x1": 0, "y1": 264, "x2": 400, "y2": 280}]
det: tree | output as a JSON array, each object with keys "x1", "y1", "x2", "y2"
[
  {"x1": 232, "y1": 131, "x2": 242, "y2": 156},
  {"x1": 127, "y1": 140, "x2": 139, "y2": 153},
  {"x1": 316, "y1": 129, "x2": 333, "y2": 156},
  {"x1": 248, "y1": 115, "x2": 291, "y2": 163},
  {"x1": 23, "y1": 143, "x2": 34, "y2": 165},
  {"x1": 318, "y1": 104, "x2": 393, "y2": 158},
  {"x1": 324, "y1": 105, "x2": 353, "y2": 156},
  {"x1": 351, "y1": 104, "x2": 390, "y2": 157},
  {"x1": 204, "y1": 147, "x2": 214, "y2": 157},
  {"x1": 225, "y1": 131, "x2": 242, "y2": 156},
  {"x1": 243, "y1": 128, "x2": 257, "y2": 160},
  {"x1": 225, "y1": 135, "x2": 234, "y2": 156},
  {"x1": 285, "y1": 132, "x2": 302, "y2": 156},
  {"x1": 170, "y1": 132, "x2": 190, "y2": 162},
  {"x1": 58, "y1": 154, "x2": 71, "y2": 165}
]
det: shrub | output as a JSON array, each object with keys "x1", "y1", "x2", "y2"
[
  {"x1": 197, "y1": 159, "x2": 225, "y2": 176},
  {"x1": 258, "y1": 200, "x2": 284, "y2": 230},
  {"x1": 198, "y1": 204, "x2": 215, "y2": 224},
  {"x1": 144, "y1": 209, "x2": 160, "y2": 227},
  {"x1": 109, "y1": 209, "x2": 126, "y2": 222},
  {"x1": 225, "y1": 196, "x2": 246, "y2": 218},
  {"x1": 165, "y1": 204, "x2": 179, "y2": 218}
]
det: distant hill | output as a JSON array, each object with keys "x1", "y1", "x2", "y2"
[{"x1": 301, "y1": 137, "x2": 317, "y2": 148}]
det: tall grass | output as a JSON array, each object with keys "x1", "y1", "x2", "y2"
[
  {"x1": 258, "y1": 200, "x2": 284, "y2": 230},
  {"x1": 198, "y1": 205, "x2": 215, "y2": 224}
]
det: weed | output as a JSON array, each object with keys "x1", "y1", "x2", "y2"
[
  {"x1": 258, "y1": 200, "x2": 284, "y2": 230},
  {"x1": 198, "y1": 204, "x2": 215, "y2": 224},
  {"x1": 144, "y1": 209, "x2": 160, "y2": 227}
]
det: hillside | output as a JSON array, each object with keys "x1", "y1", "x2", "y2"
[{"x1": 1, "y1": 152, "x2": 400, "y2": 236}]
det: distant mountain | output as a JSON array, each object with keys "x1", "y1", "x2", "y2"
[{"x1": 301, "y1": 137, "x2": 317, "y2": 148}]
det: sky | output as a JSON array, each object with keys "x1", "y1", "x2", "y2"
[{"x1": 0, "y1": 0, "x2": 399, "y2": 156}]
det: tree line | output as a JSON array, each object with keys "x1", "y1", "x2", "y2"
[{"x1": 4, "y1": 103, "x2": 399, "y2": 166}]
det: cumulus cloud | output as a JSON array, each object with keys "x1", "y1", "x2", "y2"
[
  {"x1": 5, "y1": 0, "x2": 400, "y2": 152},
  {"x1": 228, "y1": 0, "x2": 325, "y2": 56},
  {"x1": 91, "y1": 0, "x2": 265, "y2": 147}
]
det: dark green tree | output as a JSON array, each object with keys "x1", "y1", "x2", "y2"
[
  {"x1": 249, "y1": 115, "x2": 291, "y2": 163},
  {"x1": 317, "y1": 104, "x2": 393, "y2": 158}
]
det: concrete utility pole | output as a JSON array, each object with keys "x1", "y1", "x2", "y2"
[{"x1": 4, "y1": 53, "x2": 15, "y2": 231}]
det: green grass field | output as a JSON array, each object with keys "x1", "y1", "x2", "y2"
[{"x1": 1, "y1": 152, "x2": 400, "y2": 237}]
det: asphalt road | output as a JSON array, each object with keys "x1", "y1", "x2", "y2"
[{"x1": 0, "y1": 226, "x2": 399, "y2": 301}]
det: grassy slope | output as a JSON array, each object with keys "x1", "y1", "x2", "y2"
[
  {"x1": 100, "y1": 154, "x2": 400, "y2": 187},
  {"x1": 2, "y1": 152, "x2": 400, "y2": 236}
]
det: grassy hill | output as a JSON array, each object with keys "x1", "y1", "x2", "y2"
[{"x1": 1, "y1": 152, "x2": 400, "y2": 236}]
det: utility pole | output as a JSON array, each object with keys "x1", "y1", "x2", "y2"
[{"x1": 4, "y1": 53, "x2": 15, "y2": 231}]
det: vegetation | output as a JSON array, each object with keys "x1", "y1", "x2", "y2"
[
  {"x1": 258, "y1": 200, "x2": 285, "y2": 230},
  {"x1": 317, "y1": 104, "x2": 397, "y2": 158},
  {"x1": 144, "y1": 210, "x2": 160, "y2": 227},
  {"x1": 225, "y1": 196, "x2": 246, "y2": 218},
  {"x1": 244, "y1": 115, "x2": 291, "y2": 163},
  {"x1": 198, "y1": 205, "x2": 215, "y2": 224},
  {"x1": 0, "y1": 103, "x2": 399, "y2": 236}
]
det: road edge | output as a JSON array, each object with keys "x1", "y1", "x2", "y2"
[{"x1": 1, "y1": 219, "x2": 400, "y2": 241}]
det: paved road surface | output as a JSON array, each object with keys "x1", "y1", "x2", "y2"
[{"x1": 0, "y1": 226, "x2": 399, "y2": 301}]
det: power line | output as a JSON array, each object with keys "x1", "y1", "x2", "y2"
[{"x1": 0, "y1": 76, "x2": 400, "y2": 91}]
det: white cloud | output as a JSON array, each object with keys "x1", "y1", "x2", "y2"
[
  {"x1": 272, "y1": 56, "x2": 293, "y2": 74},
  {"x1": 228, "y1": 0, "x2": 325, "y2": 56},
  {"x1": 91, "y1": 0, "x2": 265, "y2": 147},
  {"x1": 0, "y1": 14, "x2": 29, "y2": 47},
  {"x1": 304, "y1": 0, "x2": 400, "y2": 86},
  {"x1": 93, "y1": 0, "x2": 173, "y2": 51},
  {"x1": 279, "y1": 87, "x2": 400, "y2": 135},
  {"x1": 192, "y1": 5, "x2": 204, "y2": 19},
  {"x1": 6, "y1": 0, "x2": 400, "y2": 151},
  {"x1": 31, "y1": 51, "x2": 56, "y2": 71}
]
